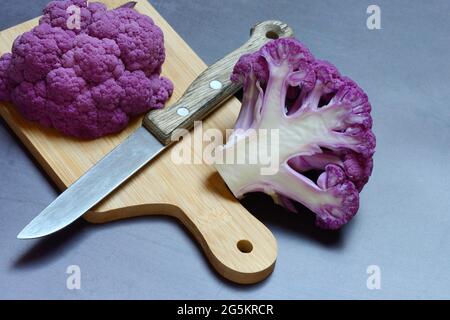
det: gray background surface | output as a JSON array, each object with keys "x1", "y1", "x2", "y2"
[{"x1": 0, "y1": 0, "x2": 449, "y2": 299}]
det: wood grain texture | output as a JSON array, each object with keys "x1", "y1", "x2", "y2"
[
  {"x1": 144, "y1": 20, "x2": 293, "y2": 145},
  {"x1": 0, "y1": 0, "x2": 290, "y2": 284}
]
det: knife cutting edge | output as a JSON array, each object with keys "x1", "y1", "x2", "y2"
[{"x1": 17, "y1": 20, "x2": 293, "y2": 239}]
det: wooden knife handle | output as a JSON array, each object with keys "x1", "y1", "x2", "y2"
[{"x1": 143, "y1": 20, "x2": 293, "y2": 145}]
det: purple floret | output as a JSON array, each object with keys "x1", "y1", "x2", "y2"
[
  {"x1": 261, "y1": 37, "x2": 314, "y2": 68},
  {"x1": 12, "y1": 81, "x2": 51, "y2": 126},
  {"x1": 117, "y1": 71, "x2": 173, "y2": 115},
  {"x1": 216, "y1": 38, "x2": 376, "y2": 230},
  {"x1": 343, "y1": 152, "x2": 373, "y2": 191},
  {"x1": 0, "y1": 54, "x2": 12, "y2": 101},
  {"x1": 46, "y1": 67, "x2": 86, "y2": 103},
  {"x1": 8, "y1": 23, "x2": 75, "y2": 84},
  {"x1": 231, "y1": 52, "x2": 269, "y2": 85},
  {"x1": 118, "y1": 71, "x2": 157, "y2": 116},
  {"x1": 0, "y1": 0, "x2": 173, "y2": 139},
  {"x1": 91, "y1": 79, "x2": 124, "y2": 110},
  {"x1": 312, "y1": 60, "x2": 343, "y2": 93},
  {"x1": 61, "y1": 34, "x2": 125, "y2": 84},
  {"x1": 147, "y1": 74, "x2": 174, "y2": 109},
  {"x1": 40, "y1": 0, "x2": 95, "y2": 33},
  {"x1": 315, "y1": 166, "x2": 359, "y2": 229},
  {"x1": 88, "y1": 7, "x2": 165, "y2": 75}
]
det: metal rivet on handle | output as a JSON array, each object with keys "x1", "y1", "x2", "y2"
[
  {"x1": 177, "y1": 107, "x2": 189, "y2": 117},
  {"x1": 209, "y1": 80, "x2": 223, "y2": 90}
]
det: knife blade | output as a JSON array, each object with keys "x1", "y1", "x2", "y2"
[
  {"x1": 18, "y1": 127, "x2": 162, "y2": 239},
  {"x1": 17, "y1": 20, "x2": 293, "y2": 239}
]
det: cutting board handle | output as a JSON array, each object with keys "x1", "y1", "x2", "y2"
[
  {"x1": 85, "y1": 170, "x2": 278, "y2": 284},
  {"x1": 143, "y1": 20, "x2": 294, "y2": 145}
]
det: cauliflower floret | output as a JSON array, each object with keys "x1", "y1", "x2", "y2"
[
  {"x1": 8, "y1": 23, "x2": 76, "y2": 83},
  {"x1": 88, "y1": 7, "x2": 165, "y2": 75},
  {"x1": 12, "y1": 81, "x2": 51, "y2": 126},
  {"x1": 61, "y1": 34, "x2": 125, "y2": 84},
  {"x1": 39, "y1": 0, "x2": 98, "y2": 33},
  {"x1": 91, "y1": 79, "x2": 124, "y2": 110},
  {"x1": 0, "y1": 54, "x2": 12, "y2": 101}
]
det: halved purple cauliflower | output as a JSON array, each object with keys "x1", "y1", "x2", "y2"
[
  {"x1": 0, "y1": 0, "x2": 173, "y2": 139},
  {"x1": 215, "y1": 38, "x2": 376, "y2": 230}
]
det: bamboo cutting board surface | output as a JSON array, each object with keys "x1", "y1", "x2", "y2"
[{"x1": 0, "y1": 0, "x2": 277, "y2": 284}]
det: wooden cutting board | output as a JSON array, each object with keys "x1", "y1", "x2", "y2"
[{"x1": 0, "y1": 0, "x2": 278, "y2": 284}]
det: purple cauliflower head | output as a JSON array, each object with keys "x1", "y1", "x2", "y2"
[
  {"x1": 0, "y1": 0, "x2": 173, "y2": 139},
  {"x1": 215, "y1": 38, "x2": 376, "y2": 230}
]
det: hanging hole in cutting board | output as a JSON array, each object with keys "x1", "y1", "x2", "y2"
[
  {"x1": 265, "y1": 30, "x2": 279, "y2": 39},
  {"x1": 237, "y1": 239, "x2": 253, "y2": 253}
]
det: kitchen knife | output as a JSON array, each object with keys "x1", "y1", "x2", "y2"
[{"x1": 17, "y1": 20, "x2": 293, "y2": 239}]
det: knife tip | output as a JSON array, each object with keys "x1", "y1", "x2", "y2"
[
  {"x1": 17, "y1": 232, "x2": 30, "y2": 240},
  {"x1": 17, "y1": 228, "x2": 38, "y2": 240}
]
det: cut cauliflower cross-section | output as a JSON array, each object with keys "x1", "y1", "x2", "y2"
[{"x1": 215, "y1": 38, "x2": 375, "y2": 230}]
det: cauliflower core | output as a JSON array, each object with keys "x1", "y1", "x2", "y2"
[
  {"x1": 215, "y1": 38, "x2": 376, "y2": 230},
  {"x1": 0, "y1": 0, "x2": 173, "y2": 138}
]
